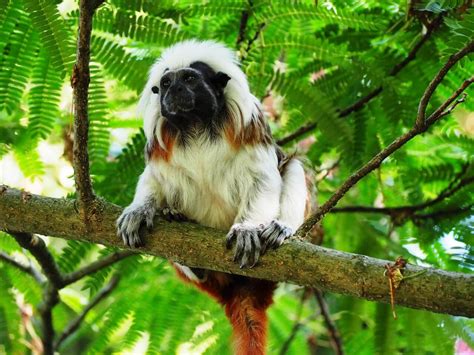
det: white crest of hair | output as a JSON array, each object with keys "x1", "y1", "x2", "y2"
[{"x1": 138, "y1": 39, "x2": 260, "y2": 146}]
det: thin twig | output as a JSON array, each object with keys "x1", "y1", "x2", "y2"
[
  {"x1": 7, "y1": 232, "x2": 63, "y2": 355},
  {"x1": 246, "y1": 22, "x2": 265, "y2": 54},
  {"x1": 417, "y1": 40, "x2": 474, "y2": 128},
  {"x1": 54, "y1": 275, "x2": 120, "y2": 350},
  {"x1": 0, "y1": 251, "x2": 45, "y2": 283},
  {"x1": 413, "y1": 205, "x2": 472, "y2": 221},
  {"x1": 38, "y1": 284, "x2": 60, "y2": 355},
  {"x1": 314, "y1": 289, "x2": 344, "y2": 355},
  {"x1": 426, "y1": 77, "x2": 473, "y2": 123},
  {"x1": 62, "y1": 250, "x2": 134, "y2": 286},
  {"x1": 331, "y1": 175, "x2": 474, "y2": 218},
  {"x1": 277, "y1": 15, "x2": 444, "y2": 146},
  {"x1": 72, "y1": 0, "x2": 105, "y2": 218},
  {"x1": 297, "y1": 42, "x2": 474, "y2": 237},
  {"x1": 236, "y1": 9, "x2": 250, "y2": 47},
  {"x1": 8, "y1": 232, "x2": 64, "y2": 288},
  {"x1": 279, "y1": 290, "x2": 307, "y2": 355}
]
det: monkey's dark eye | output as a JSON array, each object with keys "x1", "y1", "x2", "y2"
[
  {"x1": 184, "y1": 74, "x2": 196, "y2": 83},
  {"x1": 161, "y1": 78, "x2": 171, "y2": 88},
  {"x1": 151, "y1": 86, "x2": 159, "y2": 94}
]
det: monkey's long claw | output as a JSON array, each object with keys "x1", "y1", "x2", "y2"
[
  {"x1": 226, "y1": 224, "x2": 262, "y2": 268},
  {"x1": 116, "y1": 204, "x2": 156, "y2": 248},
  {"x1": 260, "y1": 220, "x2": 293, "y2": 254}
]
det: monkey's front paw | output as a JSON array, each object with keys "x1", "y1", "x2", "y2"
[
  {"x1": 160, "y1": 207, "x2": 188, "y2": 222},
  {"x1": 226, "y1": 223, "x2": 262, "y2": 269},
  {"x1": 260, "y1": 220, "x2": 293, "y2": 254},
  {"x1": 116, "y1": 204, "x2": 156, "y2": 248}
]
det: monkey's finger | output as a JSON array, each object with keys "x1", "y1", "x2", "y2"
[
  {"x1": 145, "y1": 210, "x2": 155, "y2": 230},
  {"x1": 263, "y1": 225, "x2": 280, "y2": 252},
  {"x1": 260, "y1": 223, "x2": 278, "y2": 254},
  {"x1": 130, "y1": 231, "x2": 142, "y2": 248},
  {"x1": 163, "y1": 208, "x2": 173, "y2": 222},
  {"x1": 119, "y1": 231, "x2": 128, "y2": 247},
  {"x1": 273, "y1": 227, "x2": 292, "y2": 249},
  {"x1": 239, "y1": 231, "x2": 253, "y2": 269},
  {"x1": 225, "y1": 229, "x2": 236, "y2": 249},
  {"x1": 233, "y1": 230, "x2": 245, "y2": 263},
  {"x1": 249, "y1": 231, "x2": 261, "y2": 268}
]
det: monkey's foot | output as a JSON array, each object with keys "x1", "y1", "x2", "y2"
[
  {"x1": 260, "y1": 220, "x2": 293, "y2": 254},
  {"x1": 116, "y1": 203, "x2": 156, "y2": 248},
  {"x1": 225, "y1": 223, "x2": 262, "y2": 269},
  {"x1": 160, "y1": 207, "x2": 188, "y2": 222}
]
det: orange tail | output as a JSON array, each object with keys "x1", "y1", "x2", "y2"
[
  {"x1": 174, "y1": 267, "x2": 276, "y2": 355},
  {"x1": 224, "y1": 279, "x2": 276, "y2": 355}
]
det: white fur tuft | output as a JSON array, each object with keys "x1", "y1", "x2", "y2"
[{"x1": 139, "y1": 40, "x2": 260, "y2": 144}]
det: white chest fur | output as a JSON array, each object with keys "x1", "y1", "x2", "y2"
[{"x1": 149, "y1": 139, "x2": 280, "y2": 230}]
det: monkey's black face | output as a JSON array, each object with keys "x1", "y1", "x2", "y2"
[{"x1": 153, "y1": 61, "x2": 230, "y2": 133}]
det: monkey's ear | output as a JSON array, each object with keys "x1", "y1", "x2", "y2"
[{"x1": 211, "y1": 72, "x2": 231, "y2": 88}]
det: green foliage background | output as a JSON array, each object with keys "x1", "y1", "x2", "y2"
[{"x1": 0, "y1": 0, "x2": 473, "y2": 353}]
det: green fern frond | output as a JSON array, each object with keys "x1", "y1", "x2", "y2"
[
  {"x1": 0, "y1": 272, "x2": 25, "y2": 354},
  {"x1": 91, "y1": 35, "x2": 153, "y2": 92},
  {"x1": 260, "y1": 36, "x2": 349, "y2": 63},
  {"x1": 12, "y1": 135, "x2": 44, "y2": 178},
  {"x1": 183, "y1": 1, "x2": 247, "y2": 17},
  {"x1": 27, "y1": 50, "x2": 62, "y2": 140},
  {"x1": 95, "y1": 131, "x2": 146, "y2": 205},
  {"x1": 110, "y1": 0, "x2": 182, "y2": 16},
  {"x1": 415, "y1": 0, "x2": 471, "y2": 13},
  {"x1": 256, "y1": 2, "x2": 385, "y2": 31},
  {"x1": 443, "y1": 12, "x2": 474, "y2": 62},
  {"x1": 0, "y1": 143, "x2": 9, "y2": 158},
  {"x1": 57, "y1": 240, "x2": 96, "y2": 273},
  {"x1": 88, "y1": 61, "x2": 111, "y2": 171},
  {"x1": 270, "y1": 70, "x2": 353, "y2": 156},
  {"x1": 23, "y1": 0, "x2": 75, "y2": 76},
  {"x1": 0, "y1": 4, "x2": 37, "y2": 114},
  {"x1": 94, "y1": 7, "x2": 188, "y2": 45}
]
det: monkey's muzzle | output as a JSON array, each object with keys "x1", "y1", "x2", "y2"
[{"x1": 163, "y1": 87, "x2": 195, "y2": 114}]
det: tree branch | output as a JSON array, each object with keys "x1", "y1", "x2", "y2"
[
  {"x1": 1, "y1": 187, "x2": 473, "y2": 318},
  {"x1": 314, "y1": 289, "x2": 344, "y2": 355},
  {"x1": 54, "y1": 275, "x2": 120, "y2": 350},
  {"x1": 236, "y1": 9, "x2": 250, "y2": 47},
  {"x1": 7, "y1": 232, "x2": 64, "y2": 289},
  {"x1": 412, "y1": 205, "x2": 473, "y2": 221},
  {"x1": 277, "y1": 15, "x2": 444, "y2": 146},
  {"x1": 62, "y1": 251, "x2": 134, "y2": 286},
  {"x1": 72, "y1": 0, "x2": 105, "y2": 218},
  {"x1": 38, "y1": 284, "x2": 59, "y2": 355},
  {"x1": 417, "y1": 40, "x2": 474, "y2": 128},
  {"x1": 331, "y1": 173, "x2": 474, "y2": 220},
  {"x1": 279, "y1": 290, "x2": 307, "y2": 355},
  {"x1": 297, "y1": 42, "x2": 474, "y2": 237},
  {"x1": 0, "y1": 251, "x2": 44, "y2": 283}
]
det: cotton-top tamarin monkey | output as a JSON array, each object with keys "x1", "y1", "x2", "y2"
[{"x1": 117, "y1": 40, "x2": 307, "y2": 355}]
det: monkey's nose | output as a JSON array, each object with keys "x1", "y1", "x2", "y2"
[{"x1": 172, "y1": 85, "x2": 184, "y2": 93}]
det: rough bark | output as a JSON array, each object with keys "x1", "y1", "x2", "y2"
[
  {"x1": 1, "y1": 187, "x2": 472, "y2": 318},
  {"x1": 71, "y1": 0, "x2": 105, "y2": 220}
]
